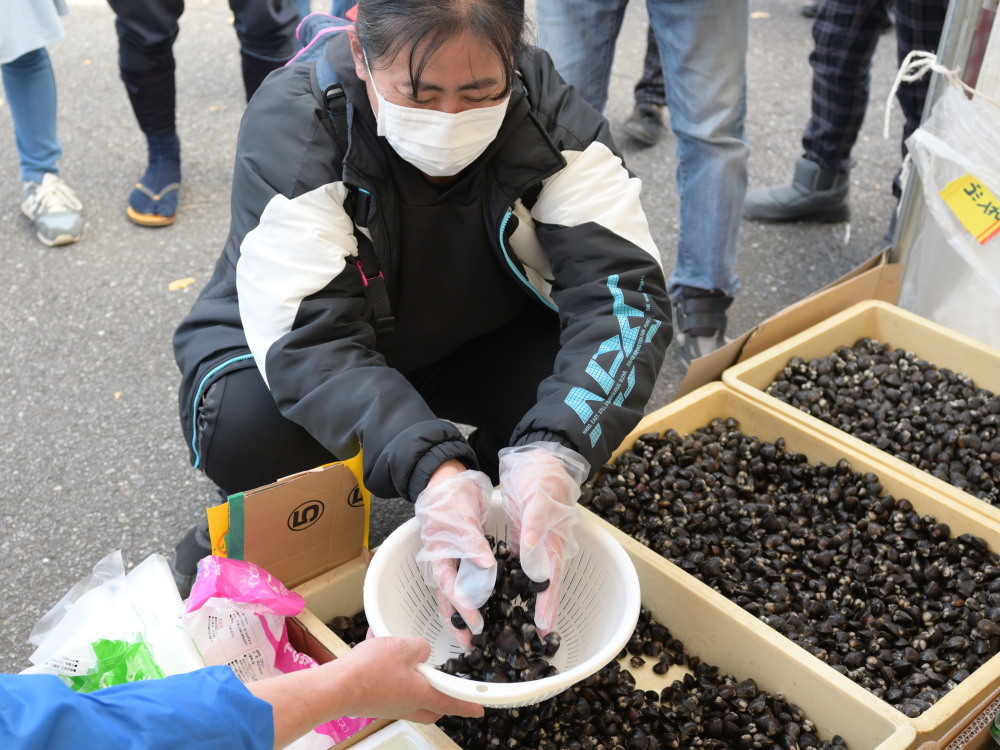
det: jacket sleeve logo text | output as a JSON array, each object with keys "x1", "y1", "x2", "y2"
[{"x1": 564, "y1": 275, "x2": 662, "y2": 447}]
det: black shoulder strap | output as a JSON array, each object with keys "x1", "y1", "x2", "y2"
[
  {"x1": 317, "y1": 52, "x2": 350, "y2": 161},
  {"x1": 316, "y1": 51, "x2": 394, "y2": 334},
  {"x1": 353, "y1": 229, "x2": 395, "y2": 334}
]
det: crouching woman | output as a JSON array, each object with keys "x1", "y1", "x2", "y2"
[{"x1": 172, "y1": 0, "x2": 670, "y2": 633}]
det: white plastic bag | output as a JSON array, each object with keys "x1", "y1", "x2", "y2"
[
  {"x1": 22, "y1": 550, "x2": 205, "y2": 683},
  {"x1": 898, "y1": 85, "x2": 1000, "y2": 348}
]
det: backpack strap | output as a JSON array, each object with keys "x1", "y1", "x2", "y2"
[
  {"x1": 354, "y1": 228, "x2": 395, "y2": 335},
  {"x1": 315, "y1": 50, "x2": 394, "y2": 334},
  {"x1": 317, "y1": 52, "x2": 349, "y2": 157}
]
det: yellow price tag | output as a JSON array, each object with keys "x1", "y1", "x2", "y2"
[{"x1": 940, "y1": 173, "x2": 1000, "y2": 244}]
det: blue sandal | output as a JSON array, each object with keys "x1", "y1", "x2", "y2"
[{"x1": 127, "y1": 181, "x2": 180, "y2": 227}]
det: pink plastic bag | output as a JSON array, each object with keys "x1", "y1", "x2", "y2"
[
  {"x1": 184, "y1": 557, "x2": 375, "y2": 746},
  {"x1": 186, "y1": 556, "x2": 304, "y2": 615}
]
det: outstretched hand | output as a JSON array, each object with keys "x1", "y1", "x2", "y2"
[
  {"x1": 499, "y1": 442, "x2": 589, "y2": 633},
  {"x1": 415, "y1": 462, "x2": 498, "y2": 649},
  {"x1": 337, "y1": 636, "x2": 484, "y2": 723},
  {"x1": 247, "y1": 635, "x2": 483, "y2": 750}
]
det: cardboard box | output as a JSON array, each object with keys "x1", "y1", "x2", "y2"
[
  {"x1": 293, "y1": 558, "x2": 393, "y2": 749},
  {"x1": 286, "y1": 616, "x2": 336, "y2": 665},
  {"x1": 207, "y1": 452, "x2": 371, "y2": 589},
  {"x1": 917, "y1": 684, "x2": 1000, "y2": 750},
  {"x1": 677, "y1": 249, "x2": 903, "y2": 399},
  {"x1": 203, "y1": 456, "x2": 380, "y2": 747}
]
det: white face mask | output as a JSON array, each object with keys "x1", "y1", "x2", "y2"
[{"x1": 364, "y1": 51, "x2": 510, "y2": 177}]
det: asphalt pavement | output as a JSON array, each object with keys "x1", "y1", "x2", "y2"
[{"x1": 0, "y1": 0, "x2": 907, "y2": 672}]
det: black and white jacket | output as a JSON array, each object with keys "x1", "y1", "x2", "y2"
[{"x1": 173, "y1": 33, "x2": 671, "y2": 502}]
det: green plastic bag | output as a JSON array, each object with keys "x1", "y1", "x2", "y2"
[{"x1": 67, "y1": 638, "x2": 166, "y2": 693}]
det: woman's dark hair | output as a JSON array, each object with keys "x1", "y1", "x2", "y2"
[{"x1": 355, "y1": 0, "x2": 528, "y2": 99}]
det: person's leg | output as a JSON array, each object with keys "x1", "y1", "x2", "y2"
[
  {"x1": 624, "y1": 25, "x2": 667, "y2": 147},
  {"x1": 404, "y1": 304, "x2": 563, "y2": 485},
  {"x1": 171, "y1": 363, "x2": 337, "y2": 594},
  {"x1": 803, "y1": 0, "x2": 891, "y2": 172},
  {"x1": 743, "y1": 0, "x2": 889, "y2": 223},
  {"x1": 649, "y1": 0, "x2": 748, "y2": 299},
  {"x1": 888, "y1": 0, "x2": 946, "y2": 201},
  {"x1": 108, "y1": 0, "x2": 183, "y2": 226},
  {"x1": 2, "y1": 48, "x2": 84, "y2": 246},
  {"x1": 2, "y1": 48, "x2": 61, "y2": 183},
  {"x1": 893, "y1": 0, "x2": 946, "y2": 154},
  {"x1": 229, "y1": 0, "x2": 298, "y2": 101},
  {"x1": 647, "y1": 0, "x2": 748, "y2": 364},
  {"x1": 196, "y1": 365, "x2": 337, "y2": 496},
  {"x1": 634, "y1": 25, "x2": 666, "y2": 108},
  {"x1": 535, "y1": 0, "x2": 629, "y2": 113}
]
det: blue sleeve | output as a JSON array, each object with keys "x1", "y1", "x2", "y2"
[{"x1": 0, "y1": 666, "x2": 274, "y2": 750}]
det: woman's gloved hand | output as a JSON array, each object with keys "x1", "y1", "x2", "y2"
[
  {"x1": 414, "y1": 465, "x2": 497, "y2": 650},
  {"x1": 498, "y1": 442, "x2": 590, "y2": 634}
]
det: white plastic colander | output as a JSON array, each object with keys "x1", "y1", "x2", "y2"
[{"x1": 363, "y1": 493, "x2": 640, "y2": 708}]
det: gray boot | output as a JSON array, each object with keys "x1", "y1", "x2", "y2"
[
  {"x1": 743, "y1": 156, "x2": 850, "y2": 222},
  {"x1": 623, "y1": 103, "x2": 664, "y2": 148}
]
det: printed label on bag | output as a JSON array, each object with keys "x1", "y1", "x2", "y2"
[
  {"x1": 43, "y1": 654, "x2": 95, "y2": 676},
  {"x1": 940, "y1": 173, "x2": 1000, "y2": 244},
  {"x1": 226, "y1": 647, "x2": 273, "y2": 684},
  {"x1": 192, "y1": 607, "x2": 285, "y2": 683}
]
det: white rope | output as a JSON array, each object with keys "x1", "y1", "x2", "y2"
[{"x1": 883, "y1": 49, "x2": 1000, "y2": 140}]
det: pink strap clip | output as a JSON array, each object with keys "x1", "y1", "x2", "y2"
[{"x1": 356, "y1": 260, "x2": 384, "y2": 288}]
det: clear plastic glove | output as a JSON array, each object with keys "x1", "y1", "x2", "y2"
[
  {"x1": 498, "y1": 442, "x2": 590, "y2": 634},
  {"x1": 414, "y1": 470, "x2": 497, "y2": 649}
]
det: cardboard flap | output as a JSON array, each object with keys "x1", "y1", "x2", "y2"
[
  {"x1": 739, "y1": 263, "x2": 903, "y2": 362},
  {"x1": 287, "y1": 616, "x2": 335, "y2": 665},
  {"x1": 207, "y1": 451, "x2": 372, "y2": 589},
  {"x1": 674, "y1": 252, "x2": 903, "y2": 398},
  {"x1": 815, "y1": 248, "x2": 889, "y2": 292},
  {"x1": 674, "y1": 330, "x2": 753, "y2": 400},
  {"x1": 240, "y1": 461, "x2": 367, "y2": 589}
]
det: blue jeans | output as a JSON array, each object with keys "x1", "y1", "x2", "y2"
[
  {"x1": 536, "y1": 0, "x2": 749, "y2": 298},
  {"x1": 1, "y1": 48, "x2": 61, "y2": 184}
]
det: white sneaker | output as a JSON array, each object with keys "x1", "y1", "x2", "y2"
[{"x1": 21, "y1": 173, "x2": 84, "y2": 247}]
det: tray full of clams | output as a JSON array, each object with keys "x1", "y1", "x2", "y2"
[
  {"x1": 723, "y1": 300, "x2": 1000, "y2": 525},
  {"x1": 296, "y1": 510, "x2": 914, "y2": 750},
  {"x1": 580, "y1": 382, "x2": 1000, "y2": 745}
]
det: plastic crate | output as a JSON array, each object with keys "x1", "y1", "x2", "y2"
[
  {"x1": 593, "y1": 382, "x2": 1000, "y2": 746},
  {"x1": 722, "y1": 300, "x2": 1000, "y2": 527}
]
